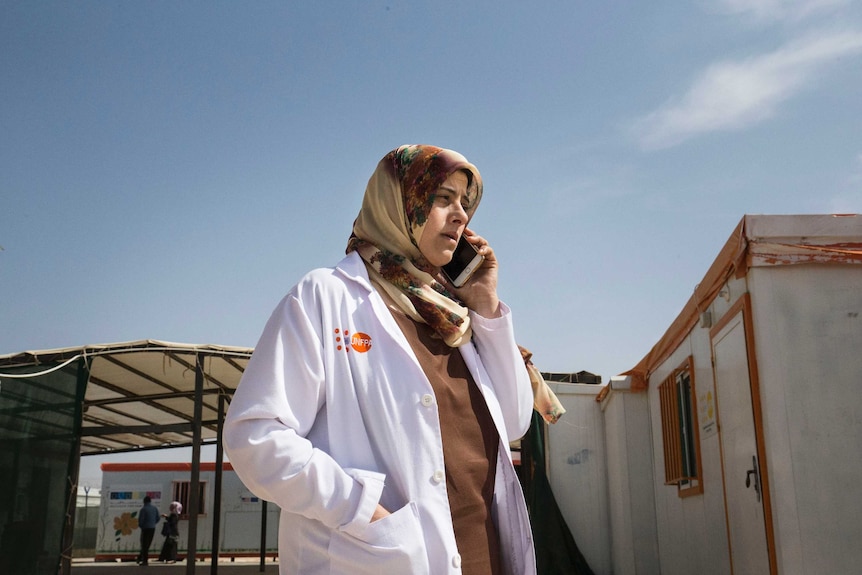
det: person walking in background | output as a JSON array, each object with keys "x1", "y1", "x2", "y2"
[
  {"x1": 136, "y1": 495, "x2": 159, "y2": 566},
  {"x1": 158, "y1": 501, "x2": 182, "y2": 564},
  {"x1": 224, "y1": 144, "x2": 537, "y2": 574}
]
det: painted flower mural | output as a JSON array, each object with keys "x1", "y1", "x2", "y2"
[{"x1": 113, "y1": 511, "x2": 138, "y2": 541}]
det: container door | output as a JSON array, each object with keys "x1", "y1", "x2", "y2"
[{"x1": 711, "y1": 309, "x2": 771, "y2": 574}]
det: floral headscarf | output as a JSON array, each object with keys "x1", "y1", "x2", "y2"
[
  {"x1": 347, "y1": 145, "x2": 482, "y2": 347},
  {"x1": 346, "y1": 145, "x2": 567, "y2": 425}
]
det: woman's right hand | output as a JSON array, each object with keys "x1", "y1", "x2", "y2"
[{"x1": 450, "y1": 229, "x2": 501, "y2": 318}]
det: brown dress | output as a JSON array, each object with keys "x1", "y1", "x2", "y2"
[{"x1": 387, "y1": 305, "x2": 503, "y2": 575}]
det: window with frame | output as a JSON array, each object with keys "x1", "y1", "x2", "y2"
[
  {"x1": 172, "y1": 480, "x2": 207, "y2": 518},
  {"x1": 658, "y1": 356, "x2": 703, "y2": 497}
]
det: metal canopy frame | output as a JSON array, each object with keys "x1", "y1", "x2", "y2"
[{"x1": 0, "y1": 340, "x2": 257, "y2": 575}]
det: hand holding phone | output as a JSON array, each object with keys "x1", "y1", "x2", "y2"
[
  {"x1": 444, "y1": 230, "x2": 501, "y2": 318},
  {"x1": 442, "y1": 235, "x2": 485, "y2": 288}
]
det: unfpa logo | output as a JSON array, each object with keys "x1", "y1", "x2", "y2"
[{"x1": 333, "y1": 329, "x2": 372, "y2": 353}]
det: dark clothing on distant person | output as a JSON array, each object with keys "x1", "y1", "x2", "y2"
[
  {"x1": 138, "y1": 528, "x2": 155, "y2": 565},
  {"x1": 136, "y1": 499, "x2": 160, "y2": 565},
  {"x1": 138, "y1": 501, "x2": 160, "y2": 529},
  {"x1": 159, "y1": 512, "x2": 180, "y2": 562}
]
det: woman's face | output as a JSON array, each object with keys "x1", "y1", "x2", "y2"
[{"x1": 417, "y1": 170, "x2": 469, "y2": 268}]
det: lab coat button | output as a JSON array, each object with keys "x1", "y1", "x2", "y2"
[
  {"x1": 452, "y1": 553, "x2": 462, "y2": 568},
  {"x1": 432, "y1": 470, "x2": 445, "y2": 484},
  {"x1": 421, "y1": 394, "x2": 434, "y2": 407}
]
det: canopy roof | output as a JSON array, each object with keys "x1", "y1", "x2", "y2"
[{"x1": 0, "y1": 339, "x2": 252, "y2": 455}]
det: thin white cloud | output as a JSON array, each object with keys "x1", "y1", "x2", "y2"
[
  {"x1": 714, "y1": 0, "x2": 851, "y2": 22},
  {"x1": 633, "y1": 29, "x2": 862, "y2": 150}
]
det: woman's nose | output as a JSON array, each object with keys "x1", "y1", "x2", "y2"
[{"x1": 451, "y1": 202, "x2": 467, "y2": 223}]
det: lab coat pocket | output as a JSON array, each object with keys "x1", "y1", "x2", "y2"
[{"x1": 328, "y1": 501, "x2": 429, "y2": 575}]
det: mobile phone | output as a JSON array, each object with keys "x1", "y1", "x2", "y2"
[{"x1": 442, "y1": 236, "x2": 485, "y2": 287}]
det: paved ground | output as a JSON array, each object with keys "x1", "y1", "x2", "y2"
[{"x1": 70, "y1": 558, "x2": 279, "y2": 575}]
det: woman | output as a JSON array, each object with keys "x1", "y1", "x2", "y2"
[
  {"x1": 224, "y1": 145, "x2": 536, "y2": 574},
  {"x1": 158, "y1": 501, "x2": 181, "y2": 564}
]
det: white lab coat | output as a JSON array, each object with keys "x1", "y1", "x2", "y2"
[{"x1": 223, "y1": 252, "x2": 536, "y2": 575}]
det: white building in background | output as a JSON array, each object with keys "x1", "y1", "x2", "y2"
[
  {"x1": 546, "y1": 215, "x2": 862, "y2": 575},
  {"x1": 96, "y1": 462, "x2": 278, "y2": 561}
]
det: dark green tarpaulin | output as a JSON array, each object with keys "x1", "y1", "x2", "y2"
[
  {"x1": 0, "y1": 359, "x2": 85, "y2": 575},
  {"x1": 522, "y1": 411, "x2": 596, "y2": 575}
]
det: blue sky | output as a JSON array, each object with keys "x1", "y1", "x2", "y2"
[{"x1": 2, "y1": 2, "x2": 861, "y2": 484}]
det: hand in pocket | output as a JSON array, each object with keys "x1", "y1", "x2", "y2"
[{"x1": 329, "y1": 501, "x2": 429, "y2": 575}]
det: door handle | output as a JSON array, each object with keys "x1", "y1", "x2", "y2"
[{"x1": 745, "y1": 455, "x2": 761, "y2": 503}]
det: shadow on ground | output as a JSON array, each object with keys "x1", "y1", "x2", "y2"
[{"x1": 71, "y1": 557, "x2": 279, "y2": 575}]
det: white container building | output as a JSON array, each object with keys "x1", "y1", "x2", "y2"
[
  {"x1": 96, "y1": 462, "x2": 279, "y2": 562},
  {"x1": 548, "y1": 214, "x2": 862, "y2": 575}
]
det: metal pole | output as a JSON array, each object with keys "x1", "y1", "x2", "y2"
[
  {"x1": 210, "y1": 392, "x2": 225, "y2": 575},
  {"x1": 185, "y1": 353, "x2": 204, "y2": 574},
  {"x1": 259, "y1": 500, "x2": 268, "y2": 572},
  {"x1": 83, "y1": 485, "x2": 90, "y2": 544}
]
